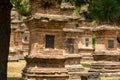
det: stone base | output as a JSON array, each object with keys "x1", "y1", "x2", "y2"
[
  {"x1": 93, "y1": 50, "x2": 120, "y2": 61},
  {"x1": 65, "y1": 65, "x2": 85, "y2": 80},
  {"x1": 81, "y1": 54, "x2": 93, "y2": 61},
  {"x1": 22, "y1": 68, "x2": 68, "y2": 80},
  {"x1": 67, "y1": 72, "x2": 100, "y2": 80},
  {"x1": 69, "y1": 72, "x2": 83, "y2": 80},
  {"x1": 22, "y1": 55, "x2": 69, "y2": 80},
  {"x1": 100, "y1": 72, "x2": 120, "y2": 77},
  {"x1": 66, "y1": 65, "x2": 85, "y2": 79},
  {"x1": 22, "y1": 77, "x2": 68, "y2": 80},
  {"x1": 80, "y1": 72, "x2": 100, "y2": 80},
  {"x1": 79, "y1": 48, "x2": 94, "y2": 61},
  {"x1": 66, "y1": 65, "x2": 84, "y2": 72},
  {"x1": 65, "y1": 54, "x2": 85, "y2": 79},
  {"x1": 89, "y1": 61, "x2": 120, "y2": 77}
]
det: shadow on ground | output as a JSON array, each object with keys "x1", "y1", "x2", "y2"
[{"x1": 7, "y1": 77, "x2": 20, "y2": 80}]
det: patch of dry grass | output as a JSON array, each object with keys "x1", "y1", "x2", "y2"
[
  {"x1": 81, "y1": 61, "x2": 92, "y2": 71},
  {"x1": 7, "y1": 60, "x2": 26, "y2": 80},
  {"x1": 101, "y1": 77, "x2": 120, "y2": 80}
]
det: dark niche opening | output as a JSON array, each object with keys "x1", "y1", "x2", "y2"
[
  {"x1": 45, "y1": 35, "x2": 55, "y2": 49},
  {"x1": 66, "y1": 38, "x2": 75, "y2": 53},
  {"x1": 108, "y1": 40, "x2": 114, "y2": 49}
]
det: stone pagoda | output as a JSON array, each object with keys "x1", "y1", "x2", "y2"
[
  {"x1": 90, "y1": 25, "x2": 120, "y2": 76},
  {"x1": 63, "y1": 21, "x2": 85, "y2": 80},
  {"x1": 78, "y1": 19, "x2": 94, "y2": 61},
  {"x1": 22, "y1": 0, "x2": 77, "y2": 80},
  {"x1": 9, "y1": 8, "x2": 22, "y2": 61}
]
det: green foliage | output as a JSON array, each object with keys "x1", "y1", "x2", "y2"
[
  {"x1": 62, "y1": 0, "x2": 88, "y2": 17},
  {"x1": 88, "y1": 0, "x2": 120, "y2": 24},
  {"x1": 72, "y1": 7, "x2": 80, "y2": 17},
  {"x1": 62, "y1": 0, "x2": 88, "y2": 6},
  {"x1": 11, "y1": 0, "x2": 31, "y2": 16},
  {"x1": 92, "y1": 34, "x2": 95, "y2": 49}
]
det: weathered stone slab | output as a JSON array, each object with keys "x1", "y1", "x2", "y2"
[
  {"x1": 93, "y1": 51, "x2": 120, "y2": 61},
  {"x1": 79, "y1": 48, "x2": 94, "y2": 61},
  {"x1": 80, "y1": 72, "x2": 100, "y2": 80},
  {"x1": 8, "y1": 48, "x2": 19, "y2": 62},
  {"x1": 90, "y1": 50, "x2": 120, "y2": 76},
  {"x1": 90, "y1": 61, "x2": 120, "y2": 76}
]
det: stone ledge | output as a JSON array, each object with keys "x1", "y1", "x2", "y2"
[
  {"x1": 69, "y1": 72, "x2": 100, "y2": 80},
  {"x1": 64, "y1": 54, "x2": 82, "y2": 58}
]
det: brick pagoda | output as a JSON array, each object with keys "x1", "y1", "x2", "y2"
[
  {"x1": 90, "y1": 25, "x2": 120, "y2": 76},
  {"x1": 22, "y1": 0, "x2": 77, "y2": 80}
]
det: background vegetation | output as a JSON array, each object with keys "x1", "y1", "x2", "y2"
[
  {"x1": 88, "y1": 0, "x2": 120, "y2": 24},
  {"x1": 10, "y1": 0, "x2": 31, "y2": 16},
  {"x1": 10, "y1": 0, "x2": 120, "y2": 24},
  {"x1": 62, "y1": 0, "x2": 120, "y2": 24}
]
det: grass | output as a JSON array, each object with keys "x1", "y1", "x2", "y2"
[
  {"x1": 7, "y1": 60, "x2": 26, "y2": 80},
  {"x1": 101, "y1": 77, "x2": 120, "y2": 80},
  {"x1": 7, "y1": 77, "x2": 20, "y2": 80},
  {"x1": 81, "y1": 61, "x2": 92, "y2": 71}
]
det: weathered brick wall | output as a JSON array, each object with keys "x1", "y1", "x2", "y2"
[
  {"x1": 23, "y1": 19, "x2": 69, "y2": 80},
  {"x1": 30, "y1": 0, "x2": 61, "y2": 15},
  {"x1": 27, "y1": 20, "x2": 66, "y2": 54},
  {"x1": 22, "y1": 31, "x2": 30, "y2": 51},
  {"x1": 94, "y1": 30, "x2": 117, "y2": 50},
  {"x1": 30, "y1": 0, "x2": 74, "y2": 16}
]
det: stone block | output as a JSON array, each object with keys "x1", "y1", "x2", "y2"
[{"x1": 80, "y1": 72, "x2": 100, "y2": 80}]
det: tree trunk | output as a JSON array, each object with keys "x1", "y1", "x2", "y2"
[{"x1": 0, "y1": 1, "x2": 12, "y2": 80}]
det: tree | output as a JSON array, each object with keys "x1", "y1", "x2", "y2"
[
  {"x1": 11, "y1": 0, "x2": 31, "y2": 16},
  {"x1": 88, "y1": 0, "x2": 120, "y2": 24},
  {"x1": 0, "y1": 0, "x2": 12, "y2": 80},
  {"x1": 62, "y1": 0, "x2": 88, "y2": 16}
]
